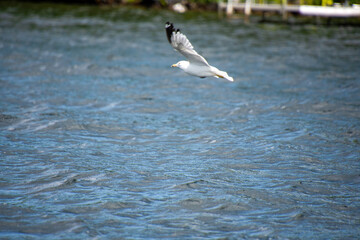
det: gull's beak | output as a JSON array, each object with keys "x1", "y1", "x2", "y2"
[{"x1": 171, "y1": 64, "x2": 177, "y2": 68}]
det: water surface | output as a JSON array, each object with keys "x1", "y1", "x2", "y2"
[{"x1": 1, "y1": 2, "x2": 360, "y2": 239}]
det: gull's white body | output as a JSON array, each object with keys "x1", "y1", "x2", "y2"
[
  {"x1": 165, "y1": 22, "x2": 234, "y2": 82},
  {"x1": 173, "y1": 60, "x2": 232, "y2": 80}
]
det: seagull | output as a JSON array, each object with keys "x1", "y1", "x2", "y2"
[{"x1": 165, "y1": 22, "x2": 234, "y2": 82}]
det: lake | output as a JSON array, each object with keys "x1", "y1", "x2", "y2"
[{"x1": 0, "y1": 2, "x2": 359, "y2": 239}]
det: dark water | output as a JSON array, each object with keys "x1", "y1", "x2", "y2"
[{"x1": 1, "y1": 2, "x2": 360, "y2": 239}]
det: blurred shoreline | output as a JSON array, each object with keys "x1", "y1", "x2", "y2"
[
  {"x1": 2, "y1": 0, "x2": 360, "y2": 25},
  {"x1": 12, "y1": 0, "x2": 219, "y2": 11}
]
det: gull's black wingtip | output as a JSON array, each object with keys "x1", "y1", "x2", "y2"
[{"x1": 165, "y1": 22, "x2": 175, "y2": 44}]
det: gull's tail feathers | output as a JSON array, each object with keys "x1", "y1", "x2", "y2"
[
  {"x1": 212, "y1": 68, "x2": 234, "y2": 82},
  {"x1": 221, "y1": 73, "x2": 234, "y2": 82}
]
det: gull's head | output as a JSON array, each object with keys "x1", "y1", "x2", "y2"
[{"x1": 171, "y1": 61, "x2": 189, "y2": 70}]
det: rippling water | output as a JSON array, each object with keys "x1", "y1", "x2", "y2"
[{"x1": 1, "y1": 2, "x2": 360, "y2": 239}]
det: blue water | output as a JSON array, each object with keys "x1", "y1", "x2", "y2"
[{"x1": 1, "y1": 2, "x2": 360, "y2": 239}]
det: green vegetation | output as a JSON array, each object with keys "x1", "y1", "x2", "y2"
[{"x1": 5, "y1": 0, "x2": 360, "y2": 7}]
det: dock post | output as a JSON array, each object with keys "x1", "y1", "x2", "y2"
[
  {"x1": 245, "y1": 0, "x2": 252, "y2": 16},
  {"x1": 226, "y1": 0, "x2": 234, "y2": 16}
]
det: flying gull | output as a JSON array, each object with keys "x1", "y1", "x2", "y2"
[{"x1": 165, "y1": 22, "x2": 234, "y2": 82}]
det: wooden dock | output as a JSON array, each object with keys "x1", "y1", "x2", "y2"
[{"x1": 218, "y1": 0, "x2": 360, "y2": 18}]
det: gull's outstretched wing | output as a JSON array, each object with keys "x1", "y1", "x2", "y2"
[{"x1": 165, "y1": 22, "x2": 210, "y2": 67}]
